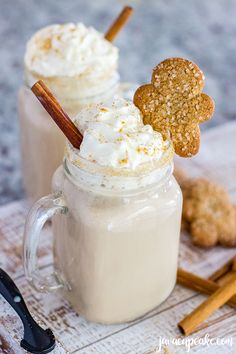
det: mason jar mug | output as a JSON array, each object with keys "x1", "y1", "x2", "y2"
[{"x1": 23, "y1": 149, "x2": 182, "y2": 324}]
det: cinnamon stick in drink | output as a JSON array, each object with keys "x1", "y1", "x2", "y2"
[
  {"x1": 105, "y1": 6, "x2": 133, "y2": 42},
  {"x1": 31, "y1": 80, "x2": 83, "y2": 149},
  {"x1": 178, "y1": 273, "x2": 236, "y2": 336}
]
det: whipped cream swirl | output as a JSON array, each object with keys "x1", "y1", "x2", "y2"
[
  {"x1": 24, "y1": 23, "x2": 118, "y2": 78},
  {"x1": 67, "y1": 98, "x2": 169, "y2": 170}
]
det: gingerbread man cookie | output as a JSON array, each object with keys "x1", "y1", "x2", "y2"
[{"x1": 133, "y1": 58, "x2": 215, "y2": 157}]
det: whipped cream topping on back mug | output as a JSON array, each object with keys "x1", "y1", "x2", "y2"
[{"x1": 25, "y1": 23, "x2": 118, "y2": 80}]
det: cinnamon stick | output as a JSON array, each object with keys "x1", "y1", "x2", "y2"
[
  {"x1": 177, "y1": 268, "x2": 236, "y2": 308},
  {"x1": 105, "y1": 6, "x2": 133, "y2": 42},
  {"x1": 209, "y1": 257, "x2": 235, "y2": 282},
  {"x1": 233, "y1": 257, "x2": 236, "y2": 272},
  {"x1": 31, "y1": 80, "x2": 83, "y2": 149},
  {"x1": 178, "y1": 274, "x2": 236, "y2": 336},
  {"x1": 217, "y1": 271, "x2": 236, "y2": 286}
]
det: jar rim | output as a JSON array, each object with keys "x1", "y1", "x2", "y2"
[
  {"x1": 63, "y1": 140, "x2": 174, "y2": 194},
  {"x1": 24, "y1": 68, "x2": 120, "y2": 101},
  {"x1": 65, "y1": 137, "x2": 174, "y2": 178}
]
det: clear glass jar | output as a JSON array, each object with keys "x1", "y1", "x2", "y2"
[
  {"x1": 18, "y1": 72, "x2": 120, "y2": 202},
  {"x1": 23, "y1": 146, "x2": 183, "y2": 324}
]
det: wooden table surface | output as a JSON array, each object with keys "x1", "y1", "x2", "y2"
[{"x1": 0, "y1": 122, "x2": 236, "y2": 353}]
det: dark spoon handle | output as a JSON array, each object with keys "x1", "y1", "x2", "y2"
[
  {"x1": 0, "y1": 268, "x2": 35, "y2": 326},
  {"x1": 0, "y1": 268, "x2": 56, "y2": 353}
]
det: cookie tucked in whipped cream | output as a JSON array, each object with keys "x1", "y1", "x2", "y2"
[{"x1": 66, "y1": 98, "x2": 170, "y2": 170}]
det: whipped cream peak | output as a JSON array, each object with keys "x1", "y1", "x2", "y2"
[
  {"x1": 67, "y1": 98, "x2": 170, "y2": 170},
  {"x1": 24, "y1": 23, "x2": 118, "y2": 78}
]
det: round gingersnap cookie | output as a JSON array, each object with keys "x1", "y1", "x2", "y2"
[
  {"x1": 182, "y1": 178, "x2": 236, "y2": 248},
  {"x1": 133, "y1": 58, "x2": 215, "y2": 157}
]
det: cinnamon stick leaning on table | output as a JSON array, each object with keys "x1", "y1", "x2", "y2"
[
  {"x1": 208, "y1": 256, "x2": 236, "y2": 282},
  {"x1": 177, "y1": 268, "x2": 236, "y2": 308},
  {"x1": 233, "y1": 257, "x2": 236, "y2": 271},
  {"x1": 178, "y1": 272, "x2": 236, "y2": 336}
]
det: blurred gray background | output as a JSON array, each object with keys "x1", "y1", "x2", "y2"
[{"x1": 1, "y1": 0, "x2": 236, "y2": 204}]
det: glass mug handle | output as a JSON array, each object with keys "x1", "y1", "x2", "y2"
[{"x1": 23, "y1": 193, "x2": 68, "y2": 292}]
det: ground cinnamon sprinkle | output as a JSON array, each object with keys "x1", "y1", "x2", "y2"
[
  {"x1": 41, "y1": 37, "x2": 52, "y2": 51},
  {"x1": 119, "y1": 158, "x2": 128, "y2": 164}
]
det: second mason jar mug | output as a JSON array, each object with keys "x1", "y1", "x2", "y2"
[
  {"x1": 18, "y1": 22, "x2": 121, "y2": 202},
  {"x1": 23, "y1": 142, "x2": 182, "y2": 324}
]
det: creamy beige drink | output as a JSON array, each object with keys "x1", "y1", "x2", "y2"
[
  {"x1": 52, "y1": 162, "x2": 182, "y2": 323},
  {"x1": 23, "y1": 98, "x2": 182, "y2": 324},
  {"x1": 18, "y1": 23, "x2": 119, "y2": 202}
]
